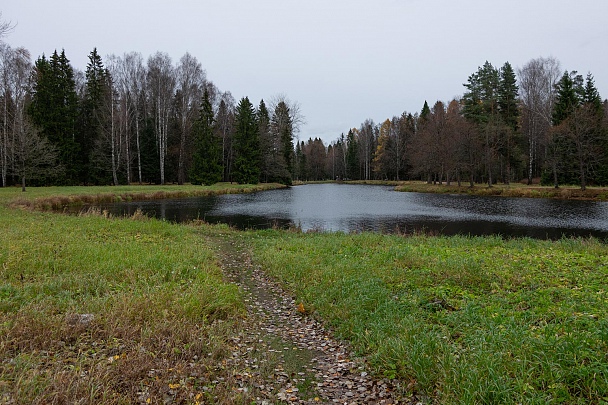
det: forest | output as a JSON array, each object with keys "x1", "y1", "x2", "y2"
[{"x1": 1, "y1": 27, "x2": 607, "y2": 189}]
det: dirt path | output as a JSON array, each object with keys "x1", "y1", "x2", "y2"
[{"x1": 209, "y1": 235, "x2": 411, "y2": 404}]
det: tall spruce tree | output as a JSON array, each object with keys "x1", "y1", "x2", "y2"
[
  {"x1": 583, "y1": 73, "x2": 603, "y2": 113},
  {"x1": 190, "y1": 89, "x2": 221, "y2": 185},
  {"x1": 420, "y1": 101, "x2": 431, "y2": 124},
  {"x1": 463, "y1": 61, "x2": 500, "y2": 124},
  {"x1": 498, "y1": 62, "x2": 519, "y2": 131},
  {"x1": 552, "y1": 71, "x2": 584, "y2": 126},
  {"x1": 232, "y1": 97, "x2": 260, "y2": 184},
  {"x1": 463, "y1": 61, "x2": 502, "y2": 186},
  {"x1": 497, "y1": 61, "x2": 520, "y2": 183},
  {"x1": 546, "y1": 70, "x2": 589, "y2": 187},
  {"x1": 345, "y1": 129, "x2": 359, "y2": 180},
  {"x1": 271, "y1": 100, "x2": 294, "y2": 184},
  {"x1": 28, "y1": 50, "x2": 79, "y2": 184},
  {"x1": 80, "y1": 48, "x2": 110, "y2": 184},
  {"x1": 257, "y1": 99, "x2": 273, "y2": 182}
]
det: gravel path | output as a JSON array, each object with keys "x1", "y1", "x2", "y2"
[{"x1": 212, "y1": 236, "x2": 415, "y2": 404}]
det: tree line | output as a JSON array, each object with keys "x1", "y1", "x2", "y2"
[
  {"x1": 303, "y1": 58, "x2": 607, "y2": 190},
  {"x1": 1, "y1": 16, "x2": 606, "y2": 190},
  {"x1": 1, "y1": 35, "x2": 302, "y2": 188}
]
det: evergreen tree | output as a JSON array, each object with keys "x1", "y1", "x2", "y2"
[
  {"x1": 420, "y1": 100, "x2": 431, "y2": 124},
  {"x1": 271, "y1": 100, "x2": 294, "y2": 184},
  {"x1": 462, "y1": 61, "x2": 502, "y2": 186},
  {"x1": 546, "y1": 70, "x2": 593, "y2": 188},
  {"x1": 345, "y1": 129, "x2": 359, "y2": 179},
  {"x1": 190, "y1": 89, "x2": 221, "y2": 185},
  {"x1": 257, "y1": 99, "x2": 273, "y2": 182},
  {"x1": 295, "y1": 140, "x2": 306, "y2": 181},
  {"x1": 498, "y1": 62, "x2": 519, "y2": 132},
  {"x1": 28, "y1": 50, "x2": 79, "y2": 184},
  {"x1": 140, "y1": 118, "x2": 160, "y2": 183},
  {"x1": 462, "y1": 61, "x2": 500, "y2": 124},
  {"x1": 232, "y1": 97, "x2": 260, "y2": 184},
  {"x1": 80, "y1": 48, "x2": 110, "y2": 184},
  {"x1": 583, "y1": 73, "x2": 603, "y2": 113},
  {"x1": 497, "y1": 61, "x2": 521, "y2": 183},
  {"x1": 214, "y1": 98, "x2": 235, "y2": 182},
  {"x1": 552, "y1": 71, "x2": 584, "y2": 125}
]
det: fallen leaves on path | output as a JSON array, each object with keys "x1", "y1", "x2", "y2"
[{"x1": 214, "y1": 237, "x2": 417, "y2": 404}]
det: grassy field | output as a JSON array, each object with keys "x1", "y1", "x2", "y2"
[
  {"x1": 248, "y1": 231, "x2": 608, "y2": 404},
  {"x1": 0, "y1": 184, "x2": 283, "y2": 404},
  {"x1": 2, "y1": 184, "x2": 608, "y2": 403}
]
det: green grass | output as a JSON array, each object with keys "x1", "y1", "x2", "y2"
[
  {"x1": 248, "y1": 231, "x2": 608, "y2": 404},
  {"x1": 0, "y1": 200, "x2": 246, "y2": 403},
  {"x1": 3, "y1": 184, "x2": 608, "y2": 403}
]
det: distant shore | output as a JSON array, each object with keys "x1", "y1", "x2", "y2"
[{"x1": 293, "y1": 180, "x2": 608, "y2": 201}]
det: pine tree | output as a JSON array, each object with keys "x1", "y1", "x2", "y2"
[
  {"x1": 463, "y1": 61, "x2": 500, "y2": 124},
  {"x1": 462, "y1": 61, "x2": 502, "y2": 186},
  {"x1": 498, "y1": 62, "x2": 519, "y2": 132},
  {"x1": 190, "y1": 89, "x2": 221, "y2": 185},
  {"x1": 232, "y1": 97, "x2": 260, "y2": 184}
]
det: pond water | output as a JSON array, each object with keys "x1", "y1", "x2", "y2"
[{"x1": 91, "y1": 184, "x2": 608, "y2": 239}]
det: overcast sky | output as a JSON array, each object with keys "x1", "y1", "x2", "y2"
[{"x1": 3, "y1": 0, "x2": 607, "y2": 144}]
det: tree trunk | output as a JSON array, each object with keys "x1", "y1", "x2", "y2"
[
  {"x1": 136, "y1": 116, "x2": 142, "y2": 184},
  {"x1": 527, "y1": 137, "x2": 534, "y2": 185},
  {"x1": 579, "y1": 157, "x2": 586, "y2": 191},
  {"x1": 552, "y1": 160, "x2": 559, "y2": 188},
  {"x1": 111, "y1": 97, "x2": 119, "y2": 186}
]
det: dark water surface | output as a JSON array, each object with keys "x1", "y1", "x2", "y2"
[{"x1": 92, "y1": 184, "x2": 608, "y2": 239}]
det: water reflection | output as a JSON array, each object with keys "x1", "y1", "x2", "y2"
[{"x1": 91, "y1": 184, "x2": 608, "y2": 239}]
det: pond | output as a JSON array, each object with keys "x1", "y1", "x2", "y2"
[{"x1": 90, "y1": 184, "x2": 608, "y2": 239}]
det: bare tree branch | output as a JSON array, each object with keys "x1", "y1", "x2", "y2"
[{"x1": 0, "y1": 13, "x2": 16, "y2": 40}]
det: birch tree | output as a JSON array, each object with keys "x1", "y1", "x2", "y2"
[
  {"x1": 215, "y1": 91, "x2": 236, "y2": 181},
  {"x1": 123, "y1": 52, "x2": 146, "y2": 184},
  {"x1": 106, "y1": 52, "x2": 146, "y2": 184},
  {"x1": 517, "y1": 57, "x2": 561, "y2": 184},
  {"x1": 147, "y1": 52, "x2": 175, "y2": 185},
  {"x1": 0, "y1": 45, "x2": 30, "y2": 187},
  {"x1": 175, "y1": 53, "x2": 205, "y2": 184},
  {"x1": 0, "y1": 13, "x2": 15, "y2": 40}
]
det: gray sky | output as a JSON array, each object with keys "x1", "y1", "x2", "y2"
[{"x1": 3, "y1": 0, "x2": 608, "y2": 144}]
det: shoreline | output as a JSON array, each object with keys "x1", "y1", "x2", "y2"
[{"x1": 292, "y1": 180, "x2": 608, "y2": 201}]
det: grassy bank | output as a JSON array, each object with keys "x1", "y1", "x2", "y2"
[
  {"x1": 0, "y1": 185, "x2": 289, "y2": 403},
  {"x1": 248, "y1": 231, "x2": 608, "y2": 404},
  {"x1": 395, "y1": 181, "x2": 608, "y2": 201},
  {"x1": 1, "y1": 182, "x2": 286, "y2": 211}
]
